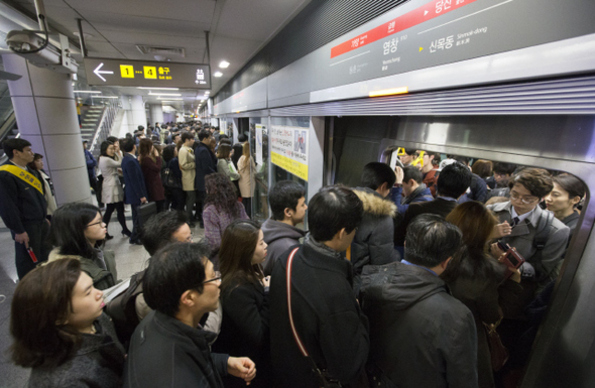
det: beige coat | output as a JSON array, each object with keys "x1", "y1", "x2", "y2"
[
  {"x1": 178, "y1": 145, "x2": 196, "y2": 192},
  {"x1": 238, "y1": 155, "x2": 256, "y2": 198}
]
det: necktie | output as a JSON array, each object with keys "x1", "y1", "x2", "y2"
[{"x1": 510, "y1": 217, "x2": 520, "y2": 228}]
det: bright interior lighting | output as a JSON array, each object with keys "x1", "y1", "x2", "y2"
[
  {"x1": 148, "y1": 92, "x2": 182, "y2": 96},
  {"x1": 204, "y1": 91, "x2": 210, "y2": 95},
  {"x1": 219, "y1": 60, "x2": 230, "y2": 69},
  {"x1": 369, "y1": 86, "x2": 409, "y2": 98},
  {"x1": 158, "y1": 97, "x2": 183, "y2": 100},
  {"x1": 94, "y1": 96, "x2": 119, "y2": 99},
  {"x1": 213, "y1": 71, "x2": 223, "y2": 78},
  {"x1": 74, "y1": 90, "x2": 102, "y2": 94},
  {"x1": 137, "y1": 87, "x2": 179, "y2": 90}
]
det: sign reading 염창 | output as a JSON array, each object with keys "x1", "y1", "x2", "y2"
[{"x1": 84, "y1": 58, "x2": 211, "y2": 89}]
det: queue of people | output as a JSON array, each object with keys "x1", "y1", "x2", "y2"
[{"x1": 1, "y1": 134, "x2": 587, "y2": 388}]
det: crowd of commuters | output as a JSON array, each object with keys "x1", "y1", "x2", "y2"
[{"x1": 1, "y1": 134, "x2": 588, "y2": 388}]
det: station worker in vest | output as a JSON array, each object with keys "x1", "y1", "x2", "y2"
[{"x1": 0, "y1": 138, "x2": 52, "y2": 279}]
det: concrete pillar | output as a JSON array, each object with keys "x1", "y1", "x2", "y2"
[
  {"x1": 2, "y1": 54, "x2": 92, "y2": 205},
  {"x1": 150, "y1": 104, "x2": 164, "y2": 126},
  {"x1": 120, "y1": 95, "x2": 147, "y2": 134}
]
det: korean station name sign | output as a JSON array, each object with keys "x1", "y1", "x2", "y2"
[{"x1": 84, "y1": 58, "x2": 211, "y2": 89}]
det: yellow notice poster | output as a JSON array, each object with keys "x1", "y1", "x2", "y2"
[{"x1": 270, "y1": 125, "x2": 308, "y2": 181}]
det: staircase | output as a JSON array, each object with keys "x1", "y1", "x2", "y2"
[{"x1": 80, "y1": 105, "x2": 105, "y2": 144}]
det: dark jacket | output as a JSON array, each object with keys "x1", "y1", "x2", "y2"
[
  {"x1": 394, "y1": 197, "x2": 459, "y2": 247},
  {"x1": 459, "y1": 173, "x2": 488, "y2": 203},
  {"x1": 351, "y1": 187, "x2": 399, "y2": 292},
  {"x1": 195, "y1": 142, "x2": 217, "y2": 191},
  {"x1": 167, "y1": 157, "x2": 183, "y2": 186},
  {"x1": 361, "y1": 262, "x2": 478, "y2": 388},
  {"x1": 121, "y1": 153, "x2": 148, "y2": 206},
  {"x1": 124, "y1": 310, "x2": 229, "y2": 388},
  {"x1": 28, "y1": 313, "x2": 125, "y2": 388},
  {"x1": 261, "y1": 218, "x2": 307, "y2": 276},
  {"x1": 269, "y1": 238, "x2": 369, "y2": 387},
  {"x1": 140, "y1": 156, "x2": 165, "y2": 202},
  {"x1": 390, "y1": 183, "x2": 433, "y2": 216},
  {"x1": 213, "y1": 280, "x2": 271, "y2": 387},
  {"x1": 48, "y1": 248, "x2": 117, "y2": 290},
  {"x1": 84, "y1": 148, "x2": 97, "y2": 182},
  {"x1": 0, "y1": 161, "x2": 47, "y2": 234}
]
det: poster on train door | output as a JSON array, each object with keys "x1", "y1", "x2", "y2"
[
  {"x1": 270, "y1": 125, "x2": 308, "y2": 181},
  {"x1": 255, "y1": 124, "x2": 267, "y2": 166}
]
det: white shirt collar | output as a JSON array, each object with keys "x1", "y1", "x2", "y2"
[{"x1": 511, "y1": 205, "x2": 535, "y2": 224}]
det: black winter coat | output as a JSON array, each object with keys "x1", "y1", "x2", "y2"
[
  {"x1": 194, "y1": 142, "x2": 217, "y2": 191},
  {"x1": 361, "y1": 261, "x2": 478, "y2": 388},
  {"x1": 124, "y1": 310, "x2": 229, "y2": 388},
  {"x1": 269, "y1": 239, "x2": 369, "y2": 388},
  {"x1": 213, "y1": 280, "x2": 271, "y2": 387}
]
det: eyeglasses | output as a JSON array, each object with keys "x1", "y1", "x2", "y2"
[
  {"x1": 86, "y1": 220, "x2": 105, "y2": 228},
  {"x1": 510, "y1": 190, "x2": 539, "y2": 205},
  {"x1": 203, "y1": 271, "x2": 221, "y2": 284}
]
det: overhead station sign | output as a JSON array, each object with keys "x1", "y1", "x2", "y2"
[{"x1": 84, "y1": 58, "x2": 211, "y2": 89}]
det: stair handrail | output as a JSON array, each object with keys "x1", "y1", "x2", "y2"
[{"x1": 90, "y1": 99, "x2": 121, "y2": 152}]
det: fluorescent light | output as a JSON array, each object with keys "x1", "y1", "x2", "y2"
[
  {"x1": 94, "y1": 96, "x2": 119, "y2": 99},
  {"x1": 213, "y1": 71, "x2": 223, "y2": 78},
  {"x1": 204, "y1": 91, "x2": 210, "y2": 94},
  {"x1": 219, "y1": 60, "x2": 230, "y2": 69},
  {"x1": 158, "y1": 97, "x2": 183, "y2": 100},
  {"x1": 137, "y1": 87, "x2": 179, "y2": 90},
  {"x1": 75, "y1": 90, "x2": 102, "y2": 94},
  {"x1": 369, "y1": 86, "x2": 409, "y2": 97},
  {"x1": 148, "y1": 92, "x2": 182, "y2": 96}
]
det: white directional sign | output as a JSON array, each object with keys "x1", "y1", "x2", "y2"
[{"x1": 84, "y1": 58, "x2": 211, "y2": 89}]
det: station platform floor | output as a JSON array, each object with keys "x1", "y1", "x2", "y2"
[{"x1": 0, "y1": 205, "x2": 205, "y2": 388}]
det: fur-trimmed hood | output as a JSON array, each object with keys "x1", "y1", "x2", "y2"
[{"x1": 353, "y1": 187, "x2": 397, "y2": 218}]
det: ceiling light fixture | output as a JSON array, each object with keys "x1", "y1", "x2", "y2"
[
  {"x1": 74, "y1": 90, "x2": 102, "y2": 94},
  {"x1": 158, "y1": 97, "x2": 183, "y2": 100},
  {"x1": 213, "y1": 71, "x2": 223, "y2": 78},
  {"x1": 204, "y1": 91, "x2": 210, "y2": 95},
  {"x1": 219, "y1": 60, "x2": 230, "y2": 69},
  {"x1": 137, "y1": 87, "x2": 179, "y2": 90},
  {"x1": 148, "y1": 92, "x2": 182, "y2": 96}
]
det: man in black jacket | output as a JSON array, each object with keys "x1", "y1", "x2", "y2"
[
  {"x1": 269, "y1": 185, "x2": 369, "y2": 388},
  {"x1": 124, "y1": 242, "x2": 255, "y2": 388},
  {"x1": 0, "y1": 138, "x2": 51, "y2": 279},
  {"x1": 362, "y1": 214, "x2": 478, "y2": 388},
  {"x1": 194, "y1": 129, "x2": 217, "y2": 227}
]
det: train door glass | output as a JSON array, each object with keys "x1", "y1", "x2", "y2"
[{"x1": 249, "y1": 117, "x2": 270, "y2": 223}]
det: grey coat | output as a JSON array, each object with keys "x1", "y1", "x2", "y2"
[
  {"x1": 487, "y1": 201, "x2": 569, "y2": 286},
  {"x1": 28, "y1": 313, "x2": 125, "y2": 388}
]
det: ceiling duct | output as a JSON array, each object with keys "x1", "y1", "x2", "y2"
[{"x1": 135, "y1": 44, "x2": 185, "y2": 58}]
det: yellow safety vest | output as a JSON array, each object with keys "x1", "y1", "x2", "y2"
[{"x1": 0, "y1": 164, "x2": 44, "y2": 195}]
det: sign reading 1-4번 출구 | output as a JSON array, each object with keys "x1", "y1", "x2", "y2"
[{"x1": 84, "y1": 58, "x2": 211, "y2": 89}]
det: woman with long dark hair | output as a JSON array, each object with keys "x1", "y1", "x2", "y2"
[
  {"x1": 162, "y1": 144, "x2": 185, "y2": 211},
  {"x1": 203, "y1": 173, "x2": 248, "y2": 262},
  {"x1": 212, "y1": 220, "x2": 270, "y2": 387},
  {"x1": 545, "y1": 173, "x2": 586, "y2": 237},
  {"x1": 138, "y1": 138, "x2": 166, "y2": 212},
  {"x1": 10, "y1": 258, "x2": 125, "y2": 387},
  {"x1": 441, "y1": 201, "x2": 521, "y2": 388},
  {"x1": 98, "y1": 141, "x2": 132, "y2": 239},
  {"x1": 48, "y1": 202, "x2": 117, "y2": 290}
]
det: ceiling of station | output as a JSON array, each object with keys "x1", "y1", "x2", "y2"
[{"x1": 2, "y1": 0, "x2": 311, "y2": 111}]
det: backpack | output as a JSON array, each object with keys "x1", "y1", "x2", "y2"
[
  {"x1": 105, "y1": 270, "x2": 145, "y2": 347},
  {"x1": 162, "y1": 167, "x2": 182, "y2": 188}
]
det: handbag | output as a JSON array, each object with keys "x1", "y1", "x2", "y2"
[
  {"x1": 138, "y1": 202, "x2": 157, "y2": 227},
  {"x1": 162, "y1": 167, "x2": 182, "y2": 189},
  {"x1": 484, "y1": 318, "x2": 509, "y2": 372},
  {"x1": 286, "y1": 248, "x2": 342, "y2": 388}
]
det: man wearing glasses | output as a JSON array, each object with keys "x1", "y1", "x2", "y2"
[{"x1": 488, "y1": 168, "x2": 569, "y2": 300}]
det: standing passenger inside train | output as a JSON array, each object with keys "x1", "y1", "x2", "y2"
[
  {"x1": 0, "y1": 138, "x2": 52, "y2": 279},
  {"x1": 442, "y1": 202, "x2": 522, "y2": 388},
  {"x1": 361, "y1": 214, "x2": 478, "y2": 388},
  {"x1": 10, "y1": 259, "x2": 126, "y2": 388},
  {"x1": 261, "y1": 180, "x2": 307, "y2": 276},
  {"x1": 399, "y1": 148, "x2": 417, "y2": 167},
  {"x1": 486, "y1": 162, "x2": 517, "y2": 199},
  {"x1": 391, "y1": 165, "x2": 433, "y2": 216},
  {"x1": 488, "y1": 168, "x2": 569, "y2": 298},
  {"x1": 545, "y1": 173, "x2": 586, "y2": 239},
  {"x1": 213, "y1": 220, "x2": 271, "y2": 387},
  {"x1": 351, "y1": 162, "x2": 400, "y2": 292},
  {"x1": 393, "y1": 162, "x2": 473, "y2": 250},
  {"x1": 421, "y1": 151, "x2": 441, "y2": 197},
  {"x1": 123, "y1": 243, "x2": 256, "y2": 388},
  {"x1": 48, "y1": 203, "x2": 117, "y2": 290},
  {"x1": 269, "y1": 185, "x2": 369, "y2": 388}
]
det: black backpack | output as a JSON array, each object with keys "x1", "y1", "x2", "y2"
[{"x1": 105, "y1": 270, "x2": 145, "y2": 347}]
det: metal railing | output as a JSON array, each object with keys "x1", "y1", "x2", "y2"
[{"x1": 89, "y1": 99, "x2": 121, "y2": 153}]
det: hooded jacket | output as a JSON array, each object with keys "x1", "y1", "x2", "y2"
[
  {"x1": 28, "y1": 313, "x2": 126, "y2": 388},
  {"x1": 390, "y1": 183, "x2": 433, "y2": 216},
  {"x1": 351, "y1": 187, "x2": 399, "y2": 292},
  {"x1": 261, "y1": 218, "x2": 307, "y2": 276},
  {"x1": 361, "y1": 262, "x2": 478, "y2": 388}
]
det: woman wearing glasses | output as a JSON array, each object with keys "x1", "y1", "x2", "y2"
[
  {"x1": 10, "y1": 258, "x2": 126, "y2": 387},
  {"x1": 47, "y1": 202, "x2": 117, "y2": 290},
  {"x1": 212, "y1": 220, "x2": 271, "y2": 387},
  {"x1": 487, "y1": 168, "x2": 569, "y2": 296}
]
